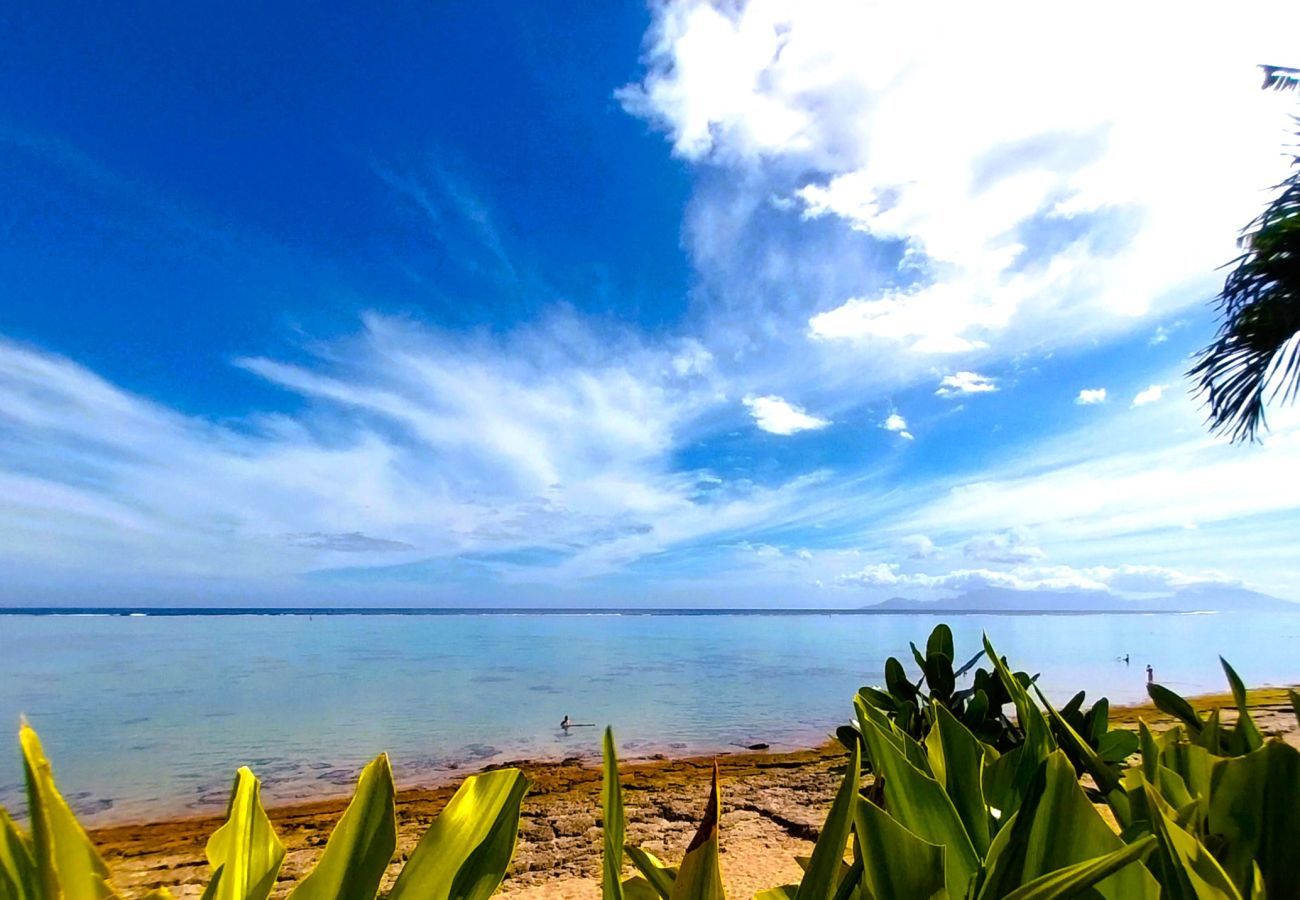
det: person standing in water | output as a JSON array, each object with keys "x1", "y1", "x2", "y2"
[{"x1": 561, "y1": 715, "x2": 571, "y2": 730}]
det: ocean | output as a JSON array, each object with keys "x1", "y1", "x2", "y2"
[{"x1": 1, "y1": 608, "x2": 1297, "y2": 824}]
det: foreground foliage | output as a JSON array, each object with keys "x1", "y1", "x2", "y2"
[
  {"x1": 603, "y1": 634, "x2": 1300, "y2": 900},
  {"x1": 3, "y1": 630, "x2": 1298, "y2": 900},
  {"x1": 1, "y1": 726, "x2": 528, "y2": 900}
]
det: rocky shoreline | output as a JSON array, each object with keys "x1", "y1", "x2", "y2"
[{"x1": 91, "y1": 688, "x2": 1299, "y2": 900}]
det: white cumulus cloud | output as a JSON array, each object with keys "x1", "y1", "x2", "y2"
[
  {"x1": 622, "y1": 0, "x2": 1300, "y2": 370},
  {"x1": 743, "y1": 394, "x2": 831, "y2": 435},
  {"x1": 1132, "y1": 385, "x2": 1166, "y2": 407},
  {"x1": 1076, "y1": 388, "x2": 1107, "y2": 405},
  {"x1": 881, "y1": 412, "x2": 913, "y2": 440},
  {"x1": 936, "y1": 371, "x2": 998, "y2": 397}
]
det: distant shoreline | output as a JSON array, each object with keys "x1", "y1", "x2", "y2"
[{"x1": 0, "y1": 606, "x2": 1268, "y2": 617}]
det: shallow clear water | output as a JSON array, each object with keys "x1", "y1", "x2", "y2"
[{"x1": 1, "y1": 610, "x2": 1298, "y2": 824}]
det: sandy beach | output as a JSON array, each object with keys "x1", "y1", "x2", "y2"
[{"x1": 86, "y1": 687, "x2": 1298, "y2": 900}]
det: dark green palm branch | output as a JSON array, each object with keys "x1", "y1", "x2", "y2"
[{"x1": 1190, "y1": 119, "x2": 1300, "y2": 442}]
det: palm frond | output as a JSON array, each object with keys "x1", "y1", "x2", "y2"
[
  {"x1": 1190, "y1": 118, "x2": 1300, "y2": 442},
  {"x1": 1260, "y1": 64, "x2": 1300, "y2": 92}
]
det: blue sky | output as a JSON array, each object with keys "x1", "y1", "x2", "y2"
[{"x1": 3, "y1": 0, "x2": 1300, "y2": 607}]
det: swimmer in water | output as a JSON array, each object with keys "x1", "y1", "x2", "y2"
[{"x1": 561, "y1": 715, "x2": 571, "y2": 730}]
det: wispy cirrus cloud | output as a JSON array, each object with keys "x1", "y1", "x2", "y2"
[{"x1": 0, "y1": 318, "x2": 843, "y2": 598}]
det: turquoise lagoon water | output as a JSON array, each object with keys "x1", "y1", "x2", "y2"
[{"x1": 1, "y1": 610, "x2": 1298, "y2": 824}]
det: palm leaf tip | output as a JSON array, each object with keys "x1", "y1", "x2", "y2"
[{"x1": 1191, "y1": 124, "x2": 1300, "y2": 443}]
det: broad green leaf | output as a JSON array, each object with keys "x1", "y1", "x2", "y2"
[
  {"x1": 622, "y1": 876, "x2": 668, "y2": 900},
  {"x1": 19, "y1": 725, "x2": 116, "y2": 900},
  {"x1": 1200, "y1": 709, "x2": 1224, "y2": 754},
  {"x1": 980, "y1": 751, "x2": 1158, "y2": 900},
  {"x1": 855, "y1": 698, "x2": 929, "y2": 773},
  {"x1": 0, "y1": 807, "x2": 36, "y2": 900},
  {"x1": 1208, "y1": 740, "x2": 1300, "y2": 898},
  {"x1": 1139, "y1": 721, "x2": 1161, "y2": 784},
  {"x1": 667, "y1": 765, "x2": 725, "y2": 900},
  {"x1": 602, "y1": 728, "x2": 626, "y2": 900},
  {"x1": 983, "y1": 746, "x2": 1024, "y2": 826},
  {"x1": 753, "y1": 887, "x2": 797, "y2": 900},
  {"x1": 1147, "y1": 684, "x2": 1204, "y2": 736},
  {"x1": 203, "y1": 767, "x2": 285, "y2": 900},
  {"x1": 287, "y1": 754, "x2": 396, "y2": 900},
  {"x1": 625, "y1": 847, "x2": 675, "y2": 899},
  {"x1": 927, "y1": 624, "x2": 955, "y2": 663},
  {"x1": 884, "y1": 658, "x2": 915, "y2": 705},
  {"x1": 794, "y1": 742, "x2": 859, "y2": 900},
  {"x1": 387, "y1": 768, "x2": 529, "y2": 900},
  {"x1": 1144, "y1": 784, "x2": 1242, "y2": 900},
  {"x1": 854, "y1": 697, "x2": 976, "y2": 898},
  {"x1": 927, "y1": 703, "x2": 991, "y2": 855},
  {"x1": 1036, "y1": 687, "x2": 1121, "y2": 794},
  {"x1": 1289, "y1": 690, "x2": 1300, "y2": 726},
  {"x1": 1158, "y1": 739, "x2": 1212, "y2": 811},
  {"x1": 1095, "y1": 730, "x2": 1139, "y2": 764},
  {"x1": 983, "y1": 637, "x2": 1054, "y2": 817},
  {"x1": 857, "y1": 687, "x2": 897, "y2": 714},
  {"x1": 1000, "y1": 836, "x2": 1156, "y2": 900},
  {"x1": 1220, "y1": 659, "x2": 1263, "y2": 754},
  {"x1": 853, "y1": 797, "x2": 946, "y2": 900}
]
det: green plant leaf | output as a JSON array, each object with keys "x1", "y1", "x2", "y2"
[
  {"x1": 203, "y1": 767, "x2": 285, "y2": 900},
  {"x1": 927, "y1": 703, "x2": 991, "y2": 855},
  {"x1": 1000, "y1": 836, "x2": 1156, "y2": 900},
  {"x1": 854, "y1": 697, "x2": 976, "y2": 897},
  {"x1": 1144, "y1": 784, "x2": 1242, "y2": 900},
  {"x1": 1289, "y1": 690, "x2": 1300, "y2": 726},
  {"x1": 387, "y1": 768, "x2": 529, "y2": 900},
  {"x1": 1036, "y1": 687, "x2": 1121, "y2": 795},
  {"x1": 852, "y1": 796, "x2": 946, "y2": 900},
  {"x1": 602, "y1": 728, "x2": 626, "y2": 900},
  {"x1": 980, "y1": 751, "x2": 1158, "y2": 900},
  {"x1": 857, "y1": 687, "x2": 897, "y2": 714},
  {"x1": 1147, "y1": 685, "x2": 1204, "y2": 736},
  {"x1": 1219, "y1": 659, "x2": 1263, "y2": 754},
  {"x1": 0, "y1": 807, "x2": 36, "y2": 900},
  {"x1": 983, "y1": 637, "x2": 1054, "y2": 817},
  {"x1": 794, "y1": 742, "x2": 859, "y2": 900},
  {"x1": 19, "y1": 725, "x2": 116, "y2": 900},
  {"x1": 1208, "y1": 740, "x2": 1300, "y2": 898},
  {"x1": 286, "y1": 754, "x2": 395, "y2": 900},
  {"x1": 622, "y1": 876, "x2": 670, "y2": 900},
  {"x1": 1095, "y1": 730, "x2": 1139, "y2": 764},
  {"x1": 667, "y1": 765, "x2": 725, "y2": 900},
  {"x1": 625, "y1": 847, "x2": 675, "y2": 899},
  {"x1": 884, "y1": 658, "x2": 916, "y2": 705},
  {"x1": 926, "y1": 624, "x2": 955, "y2": 663}
]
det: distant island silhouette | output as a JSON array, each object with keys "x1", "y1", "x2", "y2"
[{"x1": 865, "y1": 584, "x2": 1296, "y2": 614}]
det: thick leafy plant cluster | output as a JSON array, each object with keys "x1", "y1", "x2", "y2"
[
  {"x1": 601, "y1": 635, "x2": 1300, "y2": 900},
  {"x1": 841, "y1": 625, "x2": 1138, "y2": 772}
]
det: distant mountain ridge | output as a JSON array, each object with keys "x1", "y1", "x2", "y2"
[{"x1": 867, "y1": 584, "x2": 1296, "y2": 613}]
